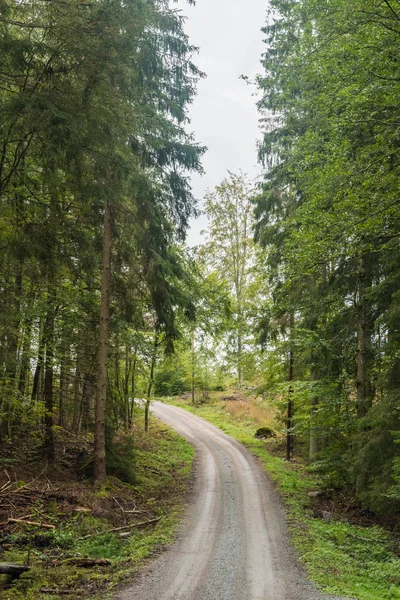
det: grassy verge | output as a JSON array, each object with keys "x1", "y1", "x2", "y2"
[
  {"x1": 167, "y1": 398, "x2": 400, "y2": 600},
  {"x1": 1, "y1": 415, "x2": 194, "y2": 600}
]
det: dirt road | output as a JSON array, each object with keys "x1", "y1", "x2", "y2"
[{"x1": 115, "y1": 402, "x2": 346, "y2": 600}]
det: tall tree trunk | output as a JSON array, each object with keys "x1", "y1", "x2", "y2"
[
  {"x1": 309, "y1": 366, "x2": 320, "y2": 462},
  {"x1": 237, "y1": 327, "x2": 243, "y2": 390},
  {"x1": 43, "y1": 285, "x2": 56, "y2": 461},
  {"x1": 286, "y1": 348, "x2": 294, "y2": 462},
  {"x1": 124, "y1": 345, "x2": 131, "y2": 429},
  {"x1": 286, "y1": 313, "x2": 295, "y2": 462},
  {"x1": 18, "y1": 318, "x2": 32, "y2": 397},
  {"x1": 128, "y1": 355, "x2": 137, "y2": 428},
  {"x1": 191, "y1": 331, "x2": 195, "y2": 405},
  {"x1": 72, "y1": 349, "x2": 83, "y2": 434},
  {"x1": 145, "y1": 332, "x2": 159, "y2": 434},
  {"x1": 94, "y1": 199, "x2": 112, "y2": 484},
  {"x1": 356, "y1": 254, "x2": 373, "y2": 419},
  {"x1": 59, "y1": 343, "x2": 70, "y2": 427},
  {"x1": 31, "y1": 318, "x2": 45, "y2": 402}
]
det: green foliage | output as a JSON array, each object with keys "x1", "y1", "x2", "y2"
[
  {"x1": 154, "y1": 358, "x2": 189, "y2": 397},
  {"x1": 254, "y1": 0, "x2": 400, "y2": 516},
  {"x1": 105, "y1": 430, "x2": 136, "y2": 485}
]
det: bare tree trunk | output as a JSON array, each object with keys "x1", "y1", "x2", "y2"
[
  {"x1": 31, "y1": 319, "x2": 45, "y2": 403},
  {"x1": 145, "y1": 333, "x2": 159, "y2": 434},
  {"x1": 356, "y1": 254, "x2": 373, "y2": 419},
  {"x1": 43, "y1": 289, "x2": 56, "y2": 461},
  {"x1": 191, "y1": 331, "x2": 195, "y2": 405},
  {"x1": 286, "y1": 313, "x2": 295, "y2": 462},
  {"x1": 59, "y1": 344, "x2": 70, "y2": 428},
  {"x1": 72, "y1": 349, "x2": 83, "y2": 434},
  {"x1": 286, "y1": 349, "x2": 294, "y2": 462},
  {"x1": 128, "y1": 355, "x2": 137, "y2": 428},
  {"x1": 309, "y1": 366, "x2": 320, "y2": 462},
  {"x1": 94, "y1": 199, "x2": 112, "y2": 484},
  {"x1": 18, "y1": 319, "x2": 32, "y2": 397}
]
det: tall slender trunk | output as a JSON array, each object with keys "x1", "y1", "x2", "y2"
[
  {"x1": 286, "y1": 313, "x2": 295, "y2": 462},
  {"x1": 72, "y1": 349, "x2": 83, "y2": 434},
  {"x1": 355, "y1": 253, "x2": 374, "y2": 494},
  {"x1": 237, "y1": 327, "x2": 243, "y2": 390},
  {"x1": 94, "y1": 199, "x2": 112, "y2": 484},
  {"x1": 145, "y1": 332, "x2": 159, "y2": 434},
  {"x1": 309, "y1": 366, "x2": 320, "y2": 462},
  {"x1": 31, "y1": 319, "x2": 45, "y2": 402},
  {"x1": 128, "y1": 355, "x2": 136, "y2": 428},
  {"x1": 124, "y1": 345, "x2": 130, "y2": 429},
  {"x1": 356, "y1": 254, "x2": 373, "y2": 419},
  {"x1": 59, "y1": 342, "x2": 70, "y2": 427},
  {"x1": 18, "y1": 318, "x2": 32, "y2": 396},
  {"x1": 286, "y1": 349, "x2": 294, "y2": 462},
  {"x1": 43, "y1": 284, "x2": 56, "y2": 461},
  {"x1": 191, "y1": 331, "x2": 195, "y2": 405}
]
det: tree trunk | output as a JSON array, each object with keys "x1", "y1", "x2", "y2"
[
  {"x1": 72, "y1": 349, "x2": 83, "y2": 434},
  {"x1": 237, "y1": 318, "x2": 243, "y2": 390},
  {"x1": 128, "y1": 355, "x2": 136, "y2": 428},
  {"x1": 94, "y1": 199, "x2": 112, "y2": 484},
  {"x1": 31, "y1": 319, "x2": 45, "y2": 403},
  {"x1": 43, "y1": 288, "x2": 56, "y2": 461},
  {"x1": 309, "y1": 366, "x2": 320, "y2": 462},
  {"x1": 356, "y1": 254, "x2": 373, "y2": 419},
  {"x1": 18, "y1": 319, "x2": 32, "y2": 397},
  {"x1": 145, "y1": 333, "x2": 159, "y2": 434},
  {"x1": 59, "y1": 344, "x2": 70, "y2": 428},
  {"x1": 286, "y1": 348, "x2": 294, "y2": 462},
  {"x1": 191, "y1": 331, "x2": 195, "y2": 405},
  {"x1": 286, "y1": 313, "x2": 295, "y2": 462}
]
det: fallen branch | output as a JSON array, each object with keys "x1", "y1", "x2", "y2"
[
  {"x1": 138, "y1": 465, "x2": 165, "y2": 475},
  {"x1": 6, "y1": 518, "x2": 55, "y2": 529},
  {"x1": 40, "y1": 589, "x2": 78, "y2": 596},
  {"x1": 113, "y1": 497, "x2": 141, "y2": 514},
  {"x1": 77, "y1": 517, "x2": 161, "y2": 541},
  {"x1": 0, "y1": 563, "x2": 30, "y2": 577},
  {"x1": 68, "y1": 558, "x2": 111, "y2": 568}
]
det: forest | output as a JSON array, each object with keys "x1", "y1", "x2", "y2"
[{"x1": 1, "y1": 0, "x2": 400, "y2": 598}]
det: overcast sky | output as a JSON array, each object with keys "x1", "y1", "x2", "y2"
[{"x1": 174, "y1": 0, "x2": 267, "y2": 246}]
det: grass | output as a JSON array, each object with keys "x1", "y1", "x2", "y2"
[
  {"x1": 167, "y1": 396, "x2": 400, "y2": 600},
  {"x1": 1, "y1": 414, "x2": 194, "y2": 600}
]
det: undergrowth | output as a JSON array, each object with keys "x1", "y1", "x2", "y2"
[
  {"x1": 168, "y1": 397, "x2": 400, "y2": 600},
  {"x1": 0, "y1": 414, "x2": 194, "y2": 600}
]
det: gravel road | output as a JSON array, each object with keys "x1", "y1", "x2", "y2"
[{"x1": 115, "y1": 402, "x2": 348, "y2": 600}]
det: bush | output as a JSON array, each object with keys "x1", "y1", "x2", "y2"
[
  {"x1": 255, "y1": 426, "x2": 277, "y2": 439},
  {"x1": 106, "y1": 430, "x2": 136, "y2": 484}
]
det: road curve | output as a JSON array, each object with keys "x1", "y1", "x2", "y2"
[{"x1": 115, "y1": 402, "x2": 344, "y2": 600}]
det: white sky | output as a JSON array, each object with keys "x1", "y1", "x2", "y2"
[{"x1": 173, "y1": 0, "x2": 267, "y2": 246}]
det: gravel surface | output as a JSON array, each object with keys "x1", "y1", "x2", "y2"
[{"x1": 115, "y1": 402, "x2": 350, "y2": 600}]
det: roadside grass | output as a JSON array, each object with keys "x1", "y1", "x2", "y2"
[
  {"x1": 221, "y1": 398, "x2": 277, "y2": 427},
  {"x1": 167, "y1": 397, "x2": 400, "y2": 600},
  {"x1": 1, "y1": 415, "x2": 194, "y2": 600}
]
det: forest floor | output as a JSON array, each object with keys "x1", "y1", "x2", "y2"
[
  {"x1": 0, "y1": 415, "x2": 194, "y2": 600},
  {"x1": 168, "y1": 392, "x2": 400, "y2": 600}
]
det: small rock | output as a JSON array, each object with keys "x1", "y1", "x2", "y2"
[{"x1": 322, "y1": 510, "x2": 333, "y2": 522}]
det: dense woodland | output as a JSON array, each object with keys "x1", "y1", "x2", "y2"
[{"x1": 1, "y1": 0, "x2": 400, "y2": 527}]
